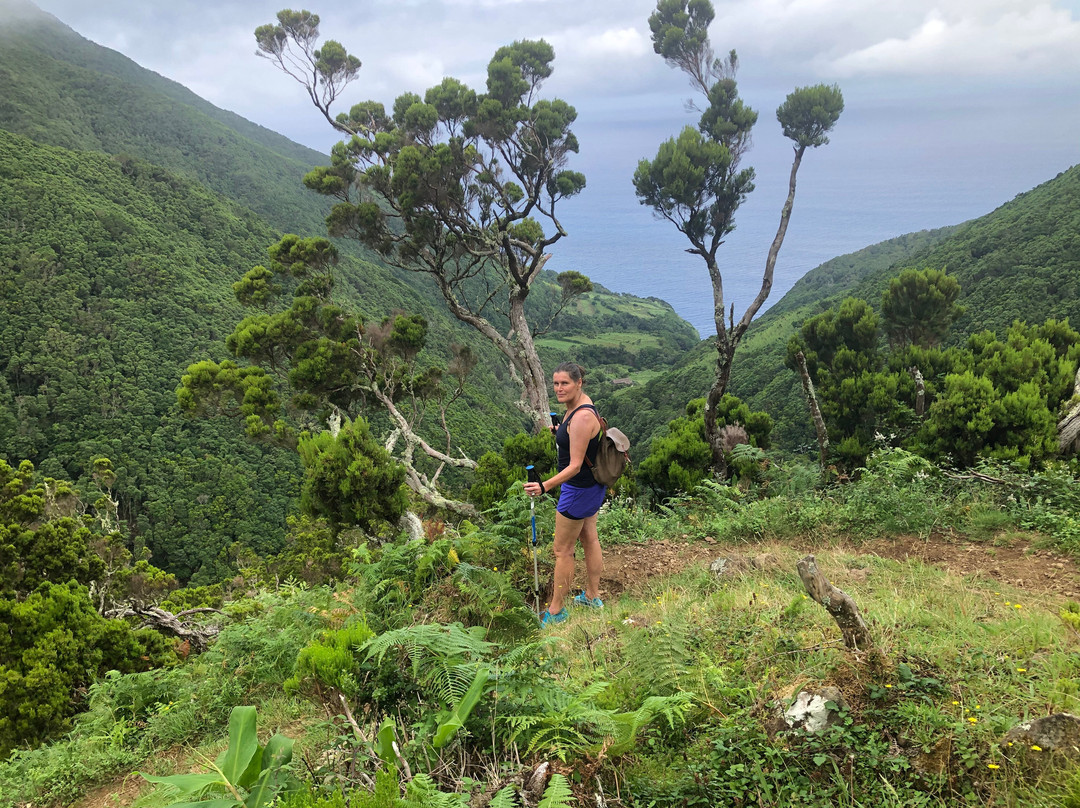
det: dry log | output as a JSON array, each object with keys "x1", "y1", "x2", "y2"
[
  {"x1": 796, "y1": 555, "x2": 875, "y2": 653},
  {"x1": 1059, "y1": 364, "x2": 1080, "y2": 455},
  {"x1": 794, "y1": 351, "x2": 829, "y2": 471},
  {"x1": 106, "y1": 605, "x2": 223, "y2": 652}
]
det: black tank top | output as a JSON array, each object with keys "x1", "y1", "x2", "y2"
[{"x1": 556, "y1": 404, "x2": 601, "y2": 488}]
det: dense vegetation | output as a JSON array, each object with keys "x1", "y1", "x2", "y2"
[
  {"x1": 4, "y1": 454, "x2": 1080, "y2": 806},
  {"x1": 610, "y1": 164, "x2": 1080, "y2": 454},
  {"x1": 0, "y1": 131, "x2": 301, "y2": 582}
]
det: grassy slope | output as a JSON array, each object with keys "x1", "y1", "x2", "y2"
[{"x1": 5, "y1": 462, "x2": 1080, "y2": 806}]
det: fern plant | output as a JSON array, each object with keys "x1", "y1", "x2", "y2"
[{"x1": 537, "y1": 774, "x2": 575, "y2": 808}]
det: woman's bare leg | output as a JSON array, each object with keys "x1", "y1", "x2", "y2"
[
  {"x1": 579, "y1": 515, "x2": 603, "y2": 600},
  {"x1": 549, "y1": 512, "x2": 584, "y2": 614}
]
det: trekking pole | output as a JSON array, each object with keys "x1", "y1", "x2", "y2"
[{"x1": 526, "y1": 464, "x2": 541, "y2": 616}]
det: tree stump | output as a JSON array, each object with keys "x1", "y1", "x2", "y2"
[{"x1": 797, "y1": 555, "x2": 876, "y2": 654}]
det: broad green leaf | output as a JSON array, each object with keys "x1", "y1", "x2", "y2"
[
  {"x1": 244, "y1": 771, "x2": 275, "y2": 808},
  {"x1": 163, "y1": 801, "x2": 240, "y2": 808},
  {"x1": 243, "y1": 734, "x2": 296, "y2": 807},
  {"x1": 432, "y1": 665, "x2": 489, "y2": 749},
  {"x1": 216, "y1": 706, "x2": 260, "y2": 783},
  {"x1": 262, "y1": 733, "x2": 295, "y2": 769},
  {"x1": 375, "y1": 716, "x2": 398, "y2": 769},
  {"x1": 234, "y1": 744, "x2": 264, "y2": 790}
]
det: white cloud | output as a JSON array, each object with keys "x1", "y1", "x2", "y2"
[
  {"x1": 827, "y1": 3, "x2": 1080, "y2": 78},
  {"x1": 580, "y1": 26, "x2": 650, "y2": 58}
]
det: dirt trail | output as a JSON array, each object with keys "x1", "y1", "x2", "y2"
[{"x1": 598, "y1": 533, "x2": 1080, "y2": 601}]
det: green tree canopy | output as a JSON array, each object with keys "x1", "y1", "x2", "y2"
[
  {"x1": 881, "y1": 268, "x2": 964, "y2": 349},
  {"x1": 255, "y1": 13, "x2": 589, "y2": 430},
  {"x1": 635, "y1": 0, "x2": 842, "y2": 473}
]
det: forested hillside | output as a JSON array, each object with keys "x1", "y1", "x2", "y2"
[
  {"x1": 0, "y1": 131, "x2": 300, "y2": 582},
  {"x1": 3, "y1": 2, "x2": 1080, "y2": 805},
  {"x1": 0, "y1": 0, "x2": 331, "y2": 236},
  {"x1": 0, "y1": 0, "x2": 698, "y2": 579}
]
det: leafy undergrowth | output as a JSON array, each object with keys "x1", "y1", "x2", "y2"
[{"x1": 4, "y1": 452, "x2": 1080, "y2": 807}]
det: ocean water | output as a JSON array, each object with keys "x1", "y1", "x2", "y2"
[{"x1": 553, "y1": 90, "x2": 1080, "y2": 338}]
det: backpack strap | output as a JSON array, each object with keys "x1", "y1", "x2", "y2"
[{"x1": 573, "y1": 405, "x2": 605, "y2": 470}]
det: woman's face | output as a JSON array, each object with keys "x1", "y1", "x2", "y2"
[{"x1": 552, "y1": 371, "x2": 580, "y2": 404}]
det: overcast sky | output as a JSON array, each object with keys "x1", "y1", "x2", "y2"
[
  {"x1": 20, "y1": 0, "x2": 1080, "y2": 331},
  {"x1": 26, "y1": 0, "x2": 1080, "y2": 153}
]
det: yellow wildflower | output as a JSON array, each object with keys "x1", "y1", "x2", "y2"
[
  {"x1": 987, "y1": 763, "x2": 1000, "y2": 770},
  {"x1": 1032, "y1": 745, "x2": 1043, "y2": 752},
  {"x1": 968, "y1": 717, "x2": 978, "y2": 724},
  {"x1": 1017, "y1": 668, "x2": 1027, "y2": 673}
]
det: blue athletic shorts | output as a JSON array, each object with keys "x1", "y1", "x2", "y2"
[{"x1": 557, "y1": 481, "x2": 607, "y2": 520}]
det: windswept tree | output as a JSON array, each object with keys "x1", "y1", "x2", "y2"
[
  {"x1": 179, "y1": 235, "x2": 482, "y2": 515},
  {"x1": 254, "y1": 10, "x2": 588, "y2": 430},
  {"x1": 635, "y1": 0, "x2": 843, "y2": 471}
]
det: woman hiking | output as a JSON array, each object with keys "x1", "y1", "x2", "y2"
[{"x1": 524, "y1": 362, "x2": 606, "y2": 626}]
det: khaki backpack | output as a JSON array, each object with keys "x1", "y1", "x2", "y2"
[{"x1": 585, "y1": 414, "x2": 631, "y2": 487}]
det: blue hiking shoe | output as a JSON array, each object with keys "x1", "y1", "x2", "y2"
[
  {"x1": 573, "y1": 591, "x2": 604, "y2": 609},
  {"x1": 540, "y1": 608, "x2": 569, "y2": 627}
]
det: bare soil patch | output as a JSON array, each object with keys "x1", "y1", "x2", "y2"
[{"x1": 596, "y1": 533, "x2": 1080, "y2": 601}]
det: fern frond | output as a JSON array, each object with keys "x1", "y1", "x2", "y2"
[
  {"x1": 488, "y1": 785, "x2": 520, "y2": 808},
  {"x1": 538, "y1": 773, "x2": 574, "y2": 808},
  {"x1": 607, "y1": 692, "x2": 693, "y2": 756},
  {"x1": 499, "y1": 637, "x2": 561, "y2": 667},
  {"x1": 400, "y1": 772, "x2": 470, "y2": 807},
  {"x1": 363, "y1": 623, "x2": 494, "y2": 669},
  {"x1": 623, "y1": 611, "x2": 696, "y2": 696}
]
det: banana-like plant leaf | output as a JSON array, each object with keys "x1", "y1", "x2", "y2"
[
  {"x1": 162, "y1": 801, "x2": 240, "y2": 808},
  {"x1": 216, "y1": 706, "x2": 260, "y2": 784},
  {"x1": 375, "y1": 716, "x2": 398, "y2": 769},
  {"x1": 244, "y1": 771, "x2": 276, "y2": 808},
  {"x1": 432, "y1": 665, "x2": 490, "y2": 749},
  {"x1": 235, "y1": 745, "x2": 264, "y2": 790},
  {"x1": 243, "y1": 735, "x2": 296, "y2": 808}
]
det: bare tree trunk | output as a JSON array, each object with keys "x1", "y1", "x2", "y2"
[
  {"x1": 703, "y1": 146, "x2": 807, "y2": 472},
  {"x1": 909, "y1": 366, "x2": 927, "y2": 418},
  {"x1": 1059, "y1": 364, "x2": 1080, "y2": 455},
  {"x1": 795, "y1": 351, "x2": 829, "y2": 471},
  {"x1": 509, "y1": 285, "x2": 552, "y2": 432},
  {"x1": 796, "y1": 555, "x2": 875, "y2": 654}
]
